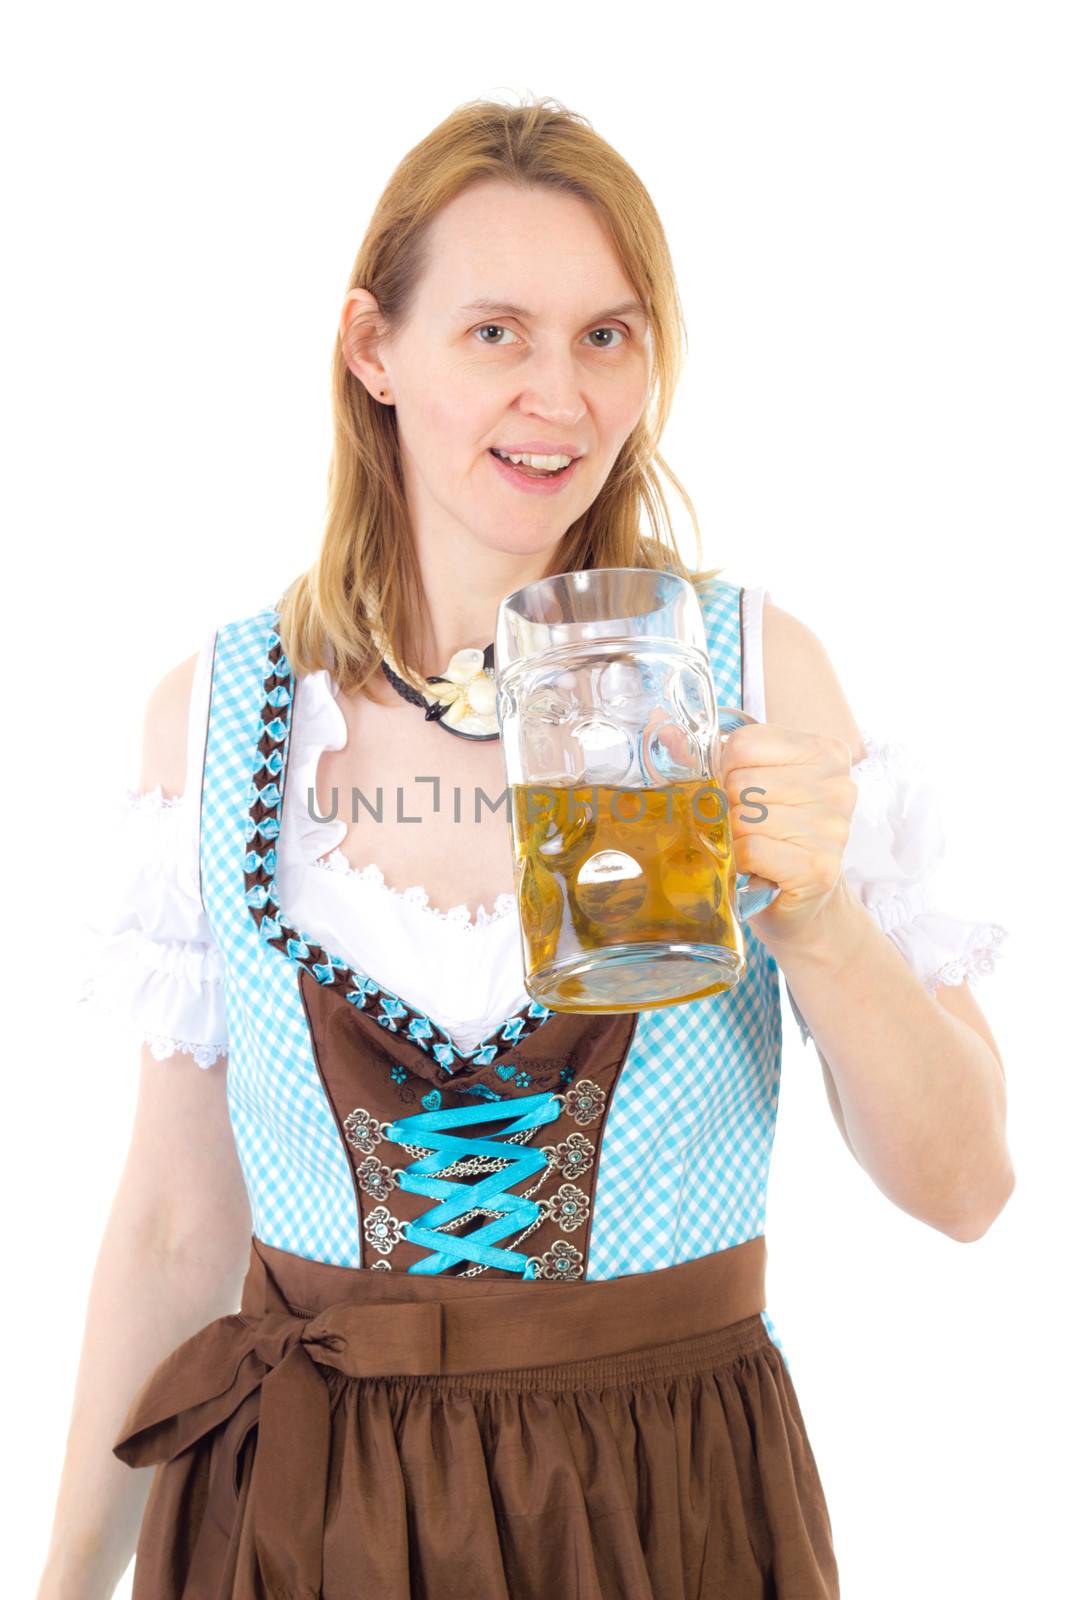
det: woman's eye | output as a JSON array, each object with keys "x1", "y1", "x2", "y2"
[
  {"x1": 474, "y1": 324, "x2": 518, "y2": 346},
  {"x1": 585, "y1": 327, "x2": 625, "y2": 349},
  {"x1": 473, "y1": 324, "x2": 626, "y2": 349}
]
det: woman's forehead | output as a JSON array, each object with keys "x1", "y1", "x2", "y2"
[{"x1": 420, "y1": 184, "x2": 634, "y2": 305}]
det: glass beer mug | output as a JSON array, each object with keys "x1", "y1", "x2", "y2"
[{"x1": 494, "y1": 568, "x2": 780, "y2": 1012}]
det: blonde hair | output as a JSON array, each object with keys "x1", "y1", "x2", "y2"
[{"x1": 276, "y1": 93, "x2": 724, "y2": 698}]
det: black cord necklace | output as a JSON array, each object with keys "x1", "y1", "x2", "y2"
[{"x1": 379, "y1": 642, "x2": 501, "y2": 741}]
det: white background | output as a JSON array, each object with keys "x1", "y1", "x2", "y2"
[{"x1": 6, "y1": 3, "x2": 1062, "y2": 1595}]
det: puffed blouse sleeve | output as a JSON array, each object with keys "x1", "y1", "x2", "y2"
[
  {"x1": 74, "y1": 634, "x2": 230, "y2": 1069},
  {"x1": 783, "y1": 729, "x2": 1009, "y2": 1049}
]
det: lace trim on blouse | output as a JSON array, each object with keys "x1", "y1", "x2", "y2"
[
  {"x1": 123, "y1": 783, "x2": 185, "y2": 812},
  {"x1": 312, "y1": 849, "x2": 518, "y2": 931},
  {"x1": 924, "y1": 922, "x2": 1009, "y2": 990}
]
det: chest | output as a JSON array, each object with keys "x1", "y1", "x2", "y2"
[
  {"x1": 197, "y1": 592, "x2": 785, "y2": 1278},
  {"x1": 314, "y1": 676, "x2": 516, "y2": 916}
]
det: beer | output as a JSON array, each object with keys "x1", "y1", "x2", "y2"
[{"x1": 511, "y1": 779, "x2": 746, "y2": 1012}]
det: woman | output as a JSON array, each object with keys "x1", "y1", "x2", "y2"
[{"x1": 50, "y1": 96, "x2": 1012, "y2": 1599}]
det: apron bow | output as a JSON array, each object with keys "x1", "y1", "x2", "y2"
[{"x1": 113, "y1": 1296, "x2": 445, "y2": 1595}]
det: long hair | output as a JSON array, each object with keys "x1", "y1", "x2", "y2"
[{"x1": 276, "y1": 94, "x2": 723, "y2": 698}]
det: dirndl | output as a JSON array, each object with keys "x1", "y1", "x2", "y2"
[{"x1": 113, "y1": 1228, "x2": 839, "y2": 1598}]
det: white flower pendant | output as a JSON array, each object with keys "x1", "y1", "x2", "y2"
[{"x1": 422, "y1": 647, "x2": 500, "y2": 738}]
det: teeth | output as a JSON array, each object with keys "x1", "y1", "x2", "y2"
[{"x1": 492, "y1": 449, "x2": 574, "y2": 470}]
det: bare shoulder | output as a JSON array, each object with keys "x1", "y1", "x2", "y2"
[
  {"x1": 760, "y1": 599, "x2": 867, "y2": 764},
  {"x1": 138, "y1": 647, "x2": 203, "y2": 796}
]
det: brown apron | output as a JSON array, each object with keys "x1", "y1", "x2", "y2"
[{"x1": 113, "y1": 1228, "x2": 838, "y2": 1598}]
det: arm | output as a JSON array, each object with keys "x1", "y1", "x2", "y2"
[
  {"x1": 37, "y1": 654, "x2": 252, "y2": 1600},
  {"x1": 757, "y1": 601, "x2": 1013, "y2": 1242}
]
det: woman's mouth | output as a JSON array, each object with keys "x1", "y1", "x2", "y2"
[{"x1": 487, "y1": 448, "x2": 581, "y2": 495}]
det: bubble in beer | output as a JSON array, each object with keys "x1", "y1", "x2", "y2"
[{"x1": 574, "y1": 849, "x2": 648, "y2": 925}]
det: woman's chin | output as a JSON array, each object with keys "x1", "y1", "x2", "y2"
[{"x1": 467, "y1": 527, "x2": 571, "y2": 562}]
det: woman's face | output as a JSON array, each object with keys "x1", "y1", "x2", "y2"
[{"x1": 345, "y1": 180, "x2": 653, "y2": 563}]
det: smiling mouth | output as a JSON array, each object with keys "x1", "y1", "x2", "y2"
[{"x1": 487, "y1": 448, "x2": 577, "y2": 479}]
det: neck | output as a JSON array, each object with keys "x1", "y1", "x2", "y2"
[{"x1": 409, "y1": 531, "x2": 558, "y2": 675}]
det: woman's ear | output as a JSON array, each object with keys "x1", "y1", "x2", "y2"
[{"x1": 340, "y1": 286, "x2": 391, "y2": 402}]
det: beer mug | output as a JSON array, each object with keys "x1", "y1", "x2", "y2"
[{"x1": 494, "y1": 568, "x2": 780, "y2": 1012}]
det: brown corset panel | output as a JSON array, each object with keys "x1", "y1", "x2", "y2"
[{"x1": 297, "y1": 969, "x2": 639, "y2": 1282}]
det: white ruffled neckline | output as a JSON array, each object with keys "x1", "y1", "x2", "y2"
[
  {"x1": 312, "y1": 848, "x2": 518, "y2": 931},
  {"x1": 289, "y1": 668, "x2": 519, "y2": 928}
]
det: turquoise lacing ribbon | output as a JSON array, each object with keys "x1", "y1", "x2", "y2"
[{"x1": 384, "y1": 1093, "x2": 562, "y2": 1276}]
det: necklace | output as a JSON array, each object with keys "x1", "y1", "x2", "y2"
[
  {"x1": 365, "y1": 587, "x2": 501, "y2": 741},
  {"x1": 379, "y1": 643, "x2": 500, "y2": 740}
]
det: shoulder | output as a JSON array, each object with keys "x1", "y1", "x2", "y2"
[
  {"x1": 138, "y1": 604, "x2": 274, "y2": 795},
  {"x1": 139, "y1": 632, "x2": 217, "y2": 796},
  {"x1": 760, "y1": 598, "x2": 867, "y2": 764}
]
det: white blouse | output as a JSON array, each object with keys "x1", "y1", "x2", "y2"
[{"x1": 75, "y1": 588, "x2": 1008, "y2": 1066}]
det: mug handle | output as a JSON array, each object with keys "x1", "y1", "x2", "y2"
[{"x1": 717, "y1": 705, "x2": 780, "y2": 920}]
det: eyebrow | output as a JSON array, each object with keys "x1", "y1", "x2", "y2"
[{"x1": 456, "y1": 297, "x2": 648, "y2": 323}]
